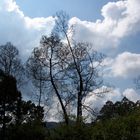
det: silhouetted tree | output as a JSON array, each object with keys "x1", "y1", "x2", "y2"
[
  {"x1": 0, "y1": 70, "x2": 21, "y2": 139},
  {"x1": 26, "y1": 47, "x2": 48, "y2": 106},
  {"x1": 30, "y1": 11, "x2": 106, "y2": 125},
  {"x1": 12, "y1": 99, "x2": 44, "y2": 126},
  {"x1": 0, "y1": 70, "x2": 45, "y2": 139},
  {"x1": 0, "y1": 42, "x2": 24, "y2": 87},
  {"x1": 98, "y1": 97, "x2": 136, "y2": 121},
  {"x1": 8, "y1": 120, "x2": 46, "y2": 140},
  {"x1": 39, "y1": 35, "x2": 69, "y2": 125},
  {"x1": 53, "y1": 11, "x2": 105, "y2": 124},
  {"x1": 98, "y1": 100, "x2": 114, "y2": 120}
]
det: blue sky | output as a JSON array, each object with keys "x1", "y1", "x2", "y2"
[
  {"x1": 0, "y1": 0, "x2": 140, "y2": 121},
  {"x1": 15, "y1": 0, "x2": 118, "y2": 20}
]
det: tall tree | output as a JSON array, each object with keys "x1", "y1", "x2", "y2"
[
  {"x1": 14, "y1": 100, "x2": 44, "y2": 124},
  {"x1": 39, "y1": 35, "x2": 69, "y2": 125},
  {"x1": 53, "y1": 11, "x2": 105, "y2": 124},
  {"x1": 0, "y1": 70, "x2": 21, "y2": 139},
  {"x1": 97, "y1": 97, "x2": 136, "y2": 121},
  {"x1": 29, "y1": 11, "x2": 105, "y2": 125},
  {"x1": 0, "y1": 70, "x2": 45, "y2": 139}
]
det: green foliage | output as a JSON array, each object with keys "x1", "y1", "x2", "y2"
[
  {"x1": 8, "y1": 120, "x2": 47, "y2": 140},
  {"x1": 97, "y1": 97, "x2": 137, "y2": 121},
  {"x1": 91, "y1": 108, "x2": 140, "y2": 140},
  {"x1": 47, "y1": 124, "x2": 92, "y2": 140},
  {"x1": 46, "y1": 99, "x2": 140, "y2": 140},
  {"x1": 0, "y1": 71, "x2": 45, "y2": 140},
  {"x1": 0, "y1": 71, "x2": 21, "y2": 139},
  {"x1": 91, "y1": 98, "x2": 140, "y2": 140},
  {"x1": 14, "y1": 100, "x2": 44, "y2": 124}
]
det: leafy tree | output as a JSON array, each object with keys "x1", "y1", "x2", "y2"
[
  {"x1": 92, "y1": 108, "x2": 140, "y2": 140},
  {"x1": 14, "y1": 100, "x2": 44, "y2": 124},
  {"x1": 8, "y1": 120, "x2": 46, "y2": 140},
  {"x1": 97, "y1": 97, "x2": 136, "y2": 121},
  {"x1": 0, "y1": 70, "x2": 45, "y2": 139},
  {"x1": 97, "y1": 100, "x2": 115, "y2": 120},
  {"x1": 92, "y1": 100, "x2": 140, "y2": 139},
  {"x1": 0, "y1": 70, "x2": 21, "y2": 139},
  {"x1": 114, "y1": 97, "x2": 135, "y2": 116}
]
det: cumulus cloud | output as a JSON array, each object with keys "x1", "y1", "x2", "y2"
[
  {"x1": 0, "y1": 0, "x2": 140, "y2": 59},
  {"x1": 0, "y1": 0, "x2": 55, "y2": 60},
  {"x1": 101, "y1": 1, "x2": 127, "y2": 21},
  {"x1": 84, "y1": 88, "x2": 122, "y2": 110},
  {"x1": 47, "y1": 87, "x2": 140, "y2": 122},
  {"x1": 83, "y1": 87, "x2": 140, "y2": 122},
  {"x1": 104, "y1": 52, "x2": 140, "y2": 78},
  {"x1": 84, "y1": 87, "x2": 140, "y2": 115},
  {"x1": 69, "y1": 0, "x2": 140, "y2": 49},
  {"x1": 123, "y1": 88, "x2": 140, "y2": 102}
]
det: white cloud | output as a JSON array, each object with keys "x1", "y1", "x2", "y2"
[
  {"x1": 0, "y1": 0, "x2": 55, "y2": 60},
  {"x1": 110, "y1": 52, "x2": 140, "y2": 78},
  {"x1": 69, "y1": 0, "x2": 140, "y2": 50},
  {"x1": 102, "y1": 52, "x2": 140, "y2": 78},
  {"x1": 44, "y1": 87, "x2": 140, "y2": 122},
  {"x1": 84, "y1": 88, "x2": 122, "y2": 110},
  {"x1": 101, "y1": 1, "x2": 127, "y2": 21},
  {"x1": 84, "y1": 87, "x2": 140, "y2": 115},
  {"x1": 0, "y1": 0, "x2": 140, "y2": 59},
  {"x1": 123, "y1": 88, "x2": 140, "y2": 102}
]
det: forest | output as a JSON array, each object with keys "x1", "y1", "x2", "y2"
[{"x1": 0, "y1": 11, "x2": 140, "y2": 140}]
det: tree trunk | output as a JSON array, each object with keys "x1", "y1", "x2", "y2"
[
  {"x1": 76, "y1": 76, "x2": 83, "y2": 124},
  {"x1": 49, "y1": 59, "x2": 69, "y2": 125},
  {"x1": 65, "y1": 33, "x2": 83, "y2": 124},
  {"x1": 77, "y1": 92, "x2": 82, "y2": 124},
  {"x1": 38, "y1": 79, "x2": 42, "y2": 107}
]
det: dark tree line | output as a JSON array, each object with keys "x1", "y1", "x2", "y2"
[
  {"x1": 0, "y1": 70, "x2": 45, "y2": 140},
  {"x1": 46, "y1": 97, "x2": 140, "y2": 140},
  {"x1": 97, "y1": 97, "x2": 140, "y2": 121}
]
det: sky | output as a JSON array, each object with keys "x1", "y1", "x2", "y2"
[
  {"x1": 0, "y1": 0, "x2": 140, "y2": 121},
  {"x1": 15, "y1": 0, "x2": 118, "y2": 20}
]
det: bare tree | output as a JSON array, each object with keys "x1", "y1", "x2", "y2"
[
  {"x1": 0, "y1": 42, "x2": 24, "y2": 88},
  {"x1": 38, "y1": 35, "x2": 70, "y2": 125},
  {"x1": 66, "y1": 43, "x2": 104, "y2": 123},
  {"x1": 28, "y1": 11, "x2": 107, "y2": 125},
  {"x1": 53, "y1": 11, "x2": 105, "y2": 124},
  {"x1": 26, "y1": 47, "x2": 48, "y2": 106}
]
